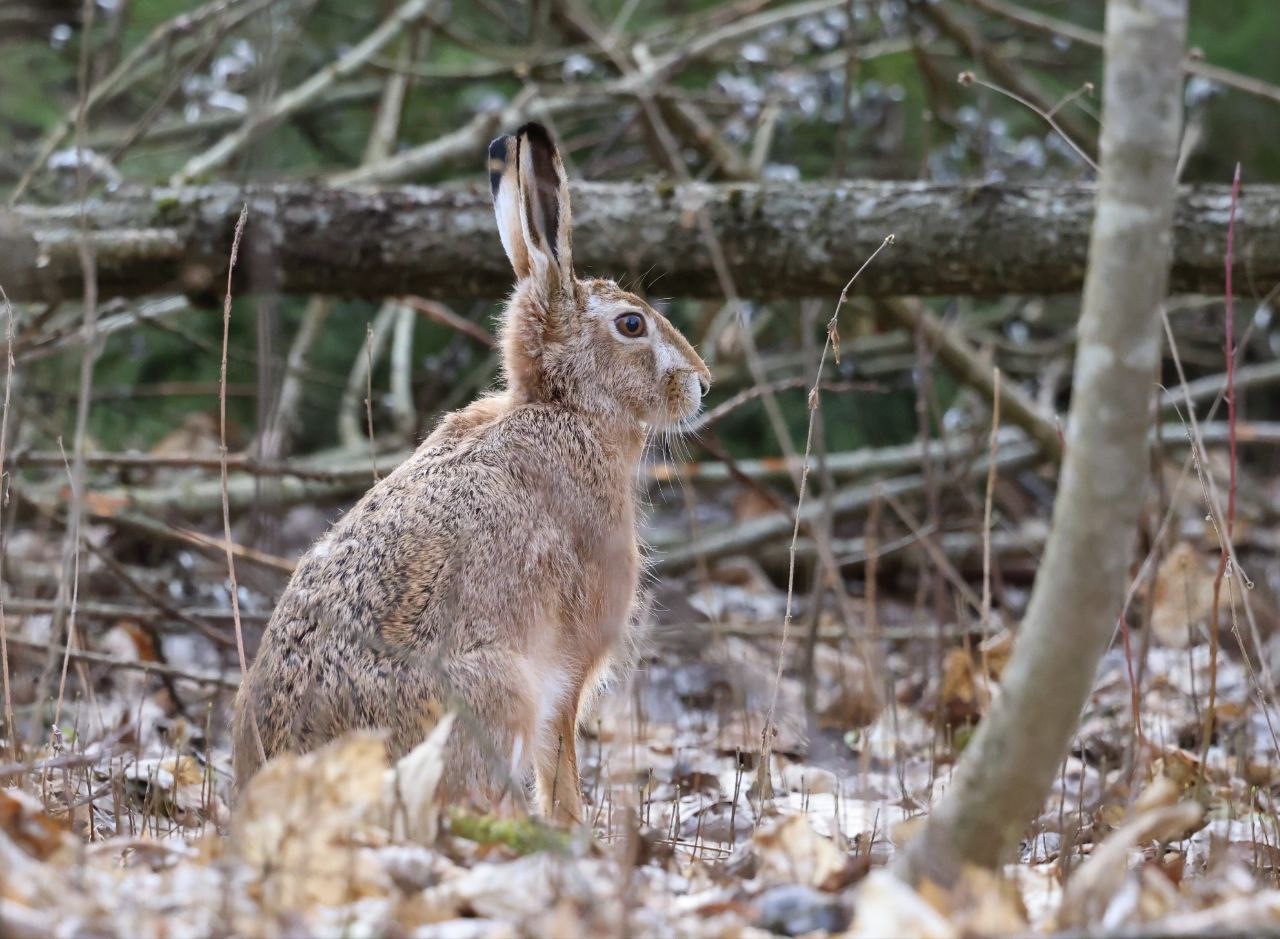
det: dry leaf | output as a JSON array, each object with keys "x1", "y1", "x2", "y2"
[
  {"x1": 1147, "y1": 889, "x2": 1280, "y2": 934},
  {"x1": 1059, "y1": 800, "x2": 1205, "y2": 929},
  {"x1": 920, "y1": 648, "x2": 990, "y2": 729},
  {"x1": 811, "y1": 645, "x2": 883, "y2": 729},
  {"x1": 917, "y1": 865, "x2": 1028, "y2": 937},
  {"x1": 233, "y1": 731, "x2": 392, "y2": 912},
  {"x1": 1133, "y1": 774, "x2": 1181, "y2": 814},
  {"x1": 384, "y1": 713, "x2": 454, "y2": 846},
  {"x1": 849, "y1": 869, "x2": 957, "y2": 938},
  {"x1": 1152, "y1": 747, "x2": 1204, "y2": 790},
  {"x1": 123, "y1": 754, "x2": 217, "y2": 826},
  {"x1": 1150, "y1": 542, "x2": 1218, "y2": 648},
  {"x1": 0, "y1": 788, "x2": 70, "y2": 861},
  {"x1": 419, "y1": 854, "x2": 620, "y2": 931},
  {"x1": 750, "y1": 813, "x2": 851, "y2": 891},
  {"x1": 82, "y1": 490, "x2": 131, "y2": 517},
  {"x1": 978, "y1": 629, "x2": 1015, "y2": 680}
]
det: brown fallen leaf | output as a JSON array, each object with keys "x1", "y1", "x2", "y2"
[
  {"x1": 750, "y1": 813, "x2": 852, "y2": 891},
  {"x1": 0, "y1": 788, "x2": 70, "y2": 861},
  {"x1": 919, "y1": 647, "x2": 991, "y2": 730}
]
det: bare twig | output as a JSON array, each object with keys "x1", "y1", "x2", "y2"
[
  {"x1": 263, "y1": 297, "x2": 332, "y2": 460},
  {"x1": 687, "y1": 378, "x2": 878, "y2": 436},
  {"x1": 51, "y1": 440, "x2": 93, "y2": 736},
  {"x1": 1159, "y1": 359, "x2": 1280, "y2": 411},
  {"x1": 1159, "y1": 314, "x2": 1280, "y2": 788},
  {"x1": 389, "y1": 302, "x2": 418, "y2": 438},
  {"x1": 881, "y1": 489, "x2": 982, "y2": 614},
  {"x1": 957, "y1": 70, "x2": 1099, "y2": 174},
  {"x1": 220, "y1": 206, "x2": 251, "y2": 675},
  {"x1": 883, "y1": 298, "x2": 1063, "y2": 462},
  {"x1": 1205, "y1": 163, "x2": 1243, "y2": 749},
  {"x1": 764, "y1": 234, "x2": 894, "y2": 793},
  {"x1": 9, "y1": 0, "x2": 272, "y2": 203},
  {"x1": 37, "y1": 0, "x2": 103, "y2": 738},
  {"x1": 0, "y1": 732, "x2": 125, "y2": 780},
  {"x1": 971, "y1": 0, "x2": 1280, "y2": 108},
  {"x1": 14, "y1": 448, "x2": 359, "y2": 480},
  {"x1": 340, "y1": 304, "x2": 396, "y2": 449},
  {"x1": 364, "y1": 25, "x2": 427, "y2": 166},
  {"x1": 173, "y1": 0, "x2": 441, "y2": 184},
  {"x1": 1, "y1": 597, "x2": 263, "y2": 629},
  {"x1": 401, "y1": 296, "x2": 495, "y2": 348},
  {"x1": 4, "y1": 635, "x2": 238, "y2": 691},
  {"x1": 117, "y1": 510, "x2": 294, "y2": 577},
  {"x1": 981, "y1": 367, "x2": 1002, "y2": 646},
  {"x1": 337, "y1": 0, "x2": 846, "y2": 186},
  {"x1": 0, "y1": 286, "x2": 15, "y2": 755},
  {"x1": 365, "y1": 324, "x2": 380, "y2": 482}
]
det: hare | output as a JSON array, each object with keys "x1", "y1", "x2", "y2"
[{"x1": 232, "y1": 122, "x2": 711, "y2": 823}]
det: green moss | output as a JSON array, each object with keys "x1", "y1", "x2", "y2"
[
  {"x1": 152, "y1": 193, "x2": 185, "y2": 227},
  {"x1": 447, "y1": 809, "x2": 570, "y2": 855}
]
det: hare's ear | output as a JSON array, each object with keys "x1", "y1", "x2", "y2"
[
  {"x1": 514, "y1": 122, "x2": 574, "y2": 298},
  {"x1": 488, "y1": 133, "x2": 531, "y2": 279}
]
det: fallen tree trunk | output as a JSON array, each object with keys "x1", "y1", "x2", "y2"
[{"x1": 2, "y1": 180, "x2": 1273, "y2": 302}]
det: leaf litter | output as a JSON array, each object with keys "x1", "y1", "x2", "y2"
[{"x1": 2, "y1": 455, "x2": 1280, "y2": 936}]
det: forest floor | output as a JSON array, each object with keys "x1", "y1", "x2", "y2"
[{"x1": 3, "y1": 435, "x2": 1280, "y2": 937}]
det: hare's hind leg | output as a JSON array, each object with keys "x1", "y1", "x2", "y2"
[
  {"x1": 535, "y1": 693, "x2": 584, "y2": 824},
  {"x1": 397, "y1": 647, "x2": 539, "y2": 810},
  {"x1": 230, "y1": 690, "x2": 269, "y2": 791}
]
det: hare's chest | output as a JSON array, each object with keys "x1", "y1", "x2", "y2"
[{"x1": 582, "y1": 521, "x2": 640, "y2": 650}]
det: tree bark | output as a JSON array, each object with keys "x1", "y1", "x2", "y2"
[
  {"x1": 893, "y1": 0, "x2": 1188, "y2": 882},
  {"x1": 1, "y1": 179, "x2": 1270, "y2": 302}
]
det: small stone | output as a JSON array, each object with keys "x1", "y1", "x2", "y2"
[{"x1": 753, "y1": 884, "x2": 849, "y2": 936}]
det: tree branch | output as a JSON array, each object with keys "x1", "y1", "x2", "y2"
[{"x1": 3, "y1": 181, "x2": 1275, "y2": 302}]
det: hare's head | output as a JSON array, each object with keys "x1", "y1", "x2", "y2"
[{"x1": 488, "y1": 123, "x2": 710, "y2": 430}]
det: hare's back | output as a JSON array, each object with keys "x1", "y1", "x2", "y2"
[{"x1": 269, "y1": 419, "x2": 592, "y2": 652}]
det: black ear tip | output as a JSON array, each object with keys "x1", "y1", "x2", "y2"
[
  {"x1": 487, "y1": 135, "x2": 512, "y2": 197},
  {"x1": 516, "y1": 122, "x2": 554, "y2": 148}
]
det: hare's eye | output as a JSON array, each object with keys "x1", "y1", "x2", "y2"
[{"x1": 615, "y1": 313, "x2": 647, "y2": 338}]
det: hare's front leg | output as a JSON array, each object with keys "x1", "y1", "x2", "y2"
[{"x1": 535, "y1": 697, "x2": 583, "y2": 824}]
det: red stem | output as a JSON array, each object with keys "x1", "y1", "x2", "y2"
[{"x1": 1224, "y1": 163, "x2": 1241, "y2": 542}]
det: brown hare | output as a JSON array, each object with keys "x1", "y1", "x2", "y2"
[{"x1": 232, "y1": 122, "x2": 711, "y2": 823}]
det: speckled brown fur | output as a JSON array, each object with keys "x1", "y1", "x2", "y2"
[{"x1": 232, "y1": 123, "x2": 710, "y2": 823}]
